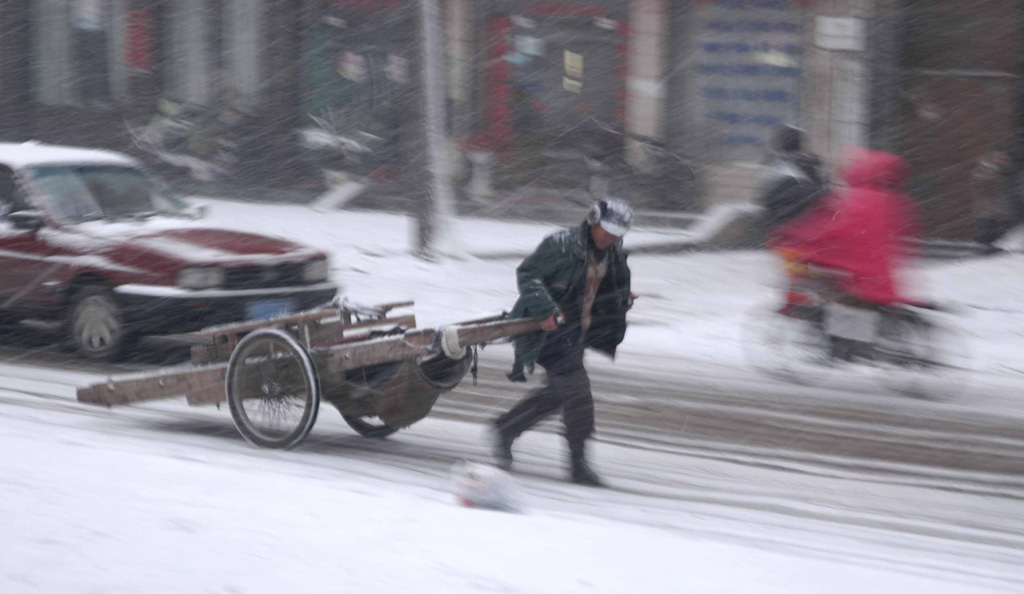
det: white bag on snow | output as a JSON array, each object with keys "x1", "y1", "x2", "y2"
[{"x1": 451, "y1": 461, "x2": 523, "y2": 513}]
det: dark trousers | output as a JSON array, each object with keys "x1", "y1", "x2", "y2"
[
  {"x1": 494, "y1": 355, "x2": 595, "y2": 457},
  {"x1": 978, "y1": 217, "x2": 1005, "y2": 247},
  {"x1": 979, "y1": 202, "x2": 1024, "y2": 247}
]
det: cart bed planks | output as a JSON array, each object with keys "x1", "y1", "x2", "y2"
[{"x1": 78, "y1": 364, "x2": 228, "y2": 407}]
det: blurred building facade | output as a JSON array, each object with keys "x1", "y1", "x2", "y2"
[{"x1": 0, "y1": 0, "x2": 1021, "y2": 238}]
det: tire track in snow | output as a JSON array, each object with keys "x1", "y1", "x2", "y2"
[{"x1": 446, "y1": 353, "x2": 1024, "y2": 480}]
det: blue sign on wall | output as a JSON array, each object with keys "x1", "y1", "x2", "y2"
[{"x1": 687, "y1": 0, "x2": 804, "y2": 163}]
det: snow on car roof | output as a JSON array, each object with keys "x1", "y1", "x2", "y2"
[{"x1": 0, "y1": 141, "x2": 137, "y2": 170}]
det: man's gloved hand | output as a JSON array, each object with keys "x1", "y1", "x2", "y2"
[{"x1": 540, "y1": 313, "x2": 564, "y2": 331}]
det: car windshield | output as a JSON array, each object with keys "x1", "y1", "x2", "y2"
[{"x1": 28, "y1": 165, "x2": 188, "y2": 224}]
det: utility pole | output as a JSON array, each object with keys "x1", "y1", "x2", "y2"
[
  {"x1": 413, "y1": 0, "x2": 459, "y2": 259},
  {"x1": 0, "y1": 0, "x2": 32, "y2": 141}
]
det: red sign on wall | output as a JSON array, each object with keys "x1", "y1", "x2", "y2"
[
  {"x1": 125, "y1": 11, "x2": 154, "y2": 70},
  {"x1": 334, "y1": 0, "x2": 401, "y2": 11},
  {"x1": 526, "y1": 2, "x2": 606, "y2": 17}
]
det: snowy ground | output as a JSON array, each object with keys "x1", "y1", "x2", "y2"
[
  {"x1": 2, "y1": 198, "x2": 1024, "y2": 592},
  {"x1": 1, "y1": 391, "x2": 1019, "y2": 594}
]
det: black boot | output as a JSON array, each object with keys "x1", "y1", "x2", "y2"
[
  {"x1": 570, "y1": 450, "x2": 604, "y2": 487},
  {"x1": 506, "y1": 357, "x2": 527, "y2": 383},
  {"x1": 489, "y1": 421, "x2": 514, "y2": 471}
]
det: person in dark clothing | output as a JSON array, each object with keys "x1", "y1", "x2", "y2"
[
  {"x1": 756, "y1": 126, "x2": 831, "y2": 315},
  {"x1": 972, "y1": 149, "x2": 1019, "y2": 254},
  {"x1": 491, "y1": 198, "x2": 635, "y2": 487},
  {"x1": 756, "y1": 125, "x2": 827, "y2": 232},
  {"x1": 376, "y1": 98, "x2": 403, "y2": 167}
]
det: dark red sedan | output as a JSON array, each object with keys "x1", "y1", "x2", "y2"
[{"x1": 0, "y1": 142, "x2": 337, "y2": 360}]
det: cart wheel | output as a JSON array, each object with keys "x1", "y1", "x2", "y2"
[
  {"x1": 342, "y1": 414, "x2": 399, "y2": 438},
  {"x1": 227, "y1": 329, "x2": 320, "y2": 449}
]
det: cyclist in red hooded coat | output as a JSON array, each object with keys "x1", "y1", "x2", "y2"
[{"x1": 790, "y1": 149, "x2": 920, "y2": 306}]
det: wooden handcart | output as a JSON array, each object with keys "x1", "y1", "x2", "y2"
[{"x1": 77, "y1": 301, "x2": 539, "y2": 449}]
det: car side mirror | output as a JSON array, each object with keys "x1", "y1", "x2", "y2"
[{"x1": 8, "y1": 210, "x2": 45, "y2": 231}]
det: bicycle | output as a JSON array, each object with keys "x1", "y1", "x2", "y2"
[
  {"x1": 125, "y1": 99, "x2": 250, "y2": 182},
  {"x1": 298, "y1": 109, "x2": 392, "y2": 211},
  {"x1": 743, "y1": 254, "x2": 972, "y2": 399},
  {"x1": 581, "y1": 117, "x2": 702, "y2": 210}
]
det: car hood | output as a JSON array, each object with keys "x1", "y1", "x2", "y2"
[
  {"x1": 43, "y1": 219, "x2": 323, "y2": 274},
  {"x1": 127, "y1": 228, "x2": 321, "y2": 263}
]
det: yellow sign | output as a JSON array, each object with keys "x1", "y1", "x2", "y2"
[
  {"x1": 563, "y1": 77, "x2": 582, "y2": 94},
  {"x1": 564, "y1": 51, "x2": 583, "y2": 78}
]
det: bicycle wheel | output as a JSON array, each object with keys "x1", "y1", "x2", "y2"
[
  {"x1": 742, "y1": 302, "x2": 834, "y2": 386},
  {"x1": 873, "y1": 310, "x2": 973, "y2": 400}
]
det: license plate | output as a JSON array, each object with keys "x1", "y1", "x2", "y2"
[
  {"x1": 245, "y1": 299, "x2": 296, "y2": 321},
  {"x1": 824, "y1": 303, "x2": 879, "y2": 342}
]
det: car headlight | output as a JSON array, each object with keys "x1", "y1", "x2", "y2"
[
  {"x1": 303, "y1": 258, "x2": 330, "y2": 283},
  {"x1": 178, "y1": 266, "x2": 225, "y2": 289}
]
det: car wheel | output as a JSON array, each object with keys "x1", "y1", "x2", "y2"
[{"x1": 67, "y1": 285, "x2": 134, "y2": 361}]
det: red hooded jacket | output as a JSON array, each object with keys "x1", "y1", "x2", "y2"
[{"x1": 771, "y1": 150, "x2": 919, "y2": 305}]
